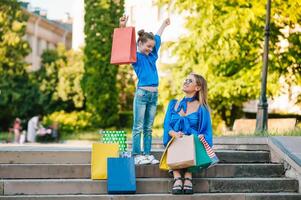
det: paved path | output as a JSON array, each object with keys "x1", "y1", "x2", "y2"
[{"x1": 271, "y1": 136, "x2": 301, "y2": 166}]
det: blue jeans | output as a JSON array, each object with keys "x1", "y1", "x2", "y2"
[{"x1": 132, "y1": 88, "x2": 158, "y2": 156}]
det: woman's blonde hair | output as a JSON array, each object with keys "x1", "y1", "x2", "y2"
[{"x1": 191, "y1": 73, "x2": 209, "y2": 109}]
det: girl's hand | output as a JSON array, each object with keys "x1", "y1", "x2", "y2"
[
  {"x1": 157, "y1": 18, "x2": 170, "y2": 36},
  {"x1": 119, "y1": 15, "x2": 128, "y2": 28},
  {"x1": 163, "y1": 18, "x2": 171, "y2": 26}
]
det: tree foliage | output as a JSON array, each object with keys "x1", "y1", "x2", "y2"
[
  {"x1": 0, "y1": 0, "x2": 34, "y2": 130},
  {"x1": 57, "y1": 46, "x2": 85, "y2": 108},
  {"x1": 35, "y1": 45, "x2": 85, "y2": 114},
  {"x1": 83, "y1": 0, "x2": 124, "y2": 127},
  {"x1": 157, "y1": 0, "x2": 301, "y2": 129},
  {"x1": 117, "y1": 64, "x2": 136, "y2": 111}
]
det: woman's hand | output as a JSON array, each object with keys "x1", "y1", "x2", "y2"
[
  {"x1": 169, "y1": 130, "x2": 184, "y2": 138},
  {"x1": 198, "y1": 134, "x2": 204, "y2": 139},
  {"x1": 119, "y1": 15, "x2": 128, "y2": 28}
]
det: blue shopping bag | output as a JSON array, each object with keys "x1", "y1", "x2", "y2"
[{"x1": 107, "y1": 157, "x2": 136, "y2": 194}]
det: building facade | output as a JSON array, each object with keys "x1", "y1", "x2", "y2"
[{"x1": 22, "y1": 4, "x2": 72, "y2": 71}]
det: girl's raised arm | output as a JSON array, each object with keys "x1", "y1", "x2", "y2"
[{"x1": 156, "y1": 18, "x2": 170, "y2": 36}]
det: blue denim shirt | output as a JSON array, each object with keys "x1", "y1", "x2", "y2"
[
  {"x1": 132, "y1": 35, "x2": 161, "y2": 87},
  {"x1": 163, "y1": 99, "x2": 213, "y2": 147}
]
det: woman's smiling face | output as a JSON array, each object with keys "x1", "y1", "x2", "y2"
[{"x1": 182, "y1": 74, "x2": 198, "y2": 93}]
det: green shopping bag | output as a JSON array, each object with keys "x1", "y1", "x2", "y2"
[
  {"x1": 101, "y1": 130, "x2": 127, "y2": 152},
  {"x1": 188, "y1": 134, "x2": 211, "y2": 173}
]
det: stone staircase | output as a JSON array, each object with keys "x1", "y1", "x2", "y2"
[{"x1": 0, "y1": 142, "x2": 300, "y2": 199}]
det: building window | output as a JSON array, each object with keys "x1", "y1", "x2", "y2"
[
  {"x1": 48, "y1": 43, "x2": 55, "y2": 49},
  {"x1": 37, "y1": 39, "x2": 47, "y2": 56},
  {"x1": 26, "y1": 34, "x2": 33, "y2": 49},
  {"x1": 36, "y1": 38, "x2": 41, "y2": 56}
]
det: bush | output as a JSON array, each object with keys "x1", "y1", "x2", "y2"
[
  {"x1": 119, "y1": 111, "x2": 133, "y2": 128},
  {"x1": 45, "y1": 111, "x2": 92, "y2": 134}
]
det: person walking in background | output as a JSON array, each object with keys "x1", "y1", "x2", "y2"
[
  {"x1": 27, "y1": 115, "x2": 42, "y2": 143},
  {"x1": 119, "y1": 15, "x2": 170, "y2": 165},
  {"x1": 27, "y1": 115, "x2": 45, "y2": 142},
  {"x1": 13, "y1": 118, "x2": 22, "y2": 143},
  {"x1": 27, "y1": 115, "x2": 59, "y2": 143},
  {"x1": 163, "y1": 73, "x2": 213, "y2": 194}
]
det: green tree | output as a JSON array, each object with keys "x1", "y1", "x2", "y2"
[
  {"x1": 0, "y1": 0, "x2": 34, "y2": 130},
  {"x1": 157, "y1": 0, "x2": 301, "y2": 130},
  {"x1": 56, "y1": 46, "x2": 85, "y2": 109},
  {"x1": 83, "y1": 0, "x2": 124, "y2": 127},
  {"x1": 35, "y1": 48, "x2": 62, "y2": 114},
  {"x1": 117, "y1": 64, "x2": 136, "y2": 111},
  {"x1": 271, "y1": 1, "x2": 301, "y2": 105},
  {"x1": 35, "y1": 45, "x2": 85, "y2": 114}
]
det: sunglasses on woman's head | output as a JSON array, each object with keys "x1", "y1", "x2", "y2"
[{"x1": 184, "y1": 78, "x2": 193, "y2": 84}]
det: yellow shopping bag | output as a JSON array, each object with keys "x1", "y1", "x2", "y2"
[
  {"x1": 159, "y1": 137, "x2": 175, "y2": 171},
  {"x1": 91, "y1": 143, "x2": 119, "y2": 180}
]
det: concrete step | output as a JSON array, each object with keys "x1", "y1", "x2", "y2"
[
  {"x1": 126, "y1": 143, "x2": 269, "y2": 151},
  {"x1": 0, "y1": 163, "x2": 284, "y2": 179},
  {"x1": 1, "y1": 178, "x2": 298, "y2": 195},
  {"x1": 127, "y1": 143, "x2": 269, "y2": 151},
  {"x1": 126, "y1": 137, "x2": 270, "y2": 151},
  {"x1": 1, "y1": 193, "x2": 301, "y2": 200},
  {"x1": 0, "y1": 149, "x2": 270, "y2": 164},
  {"x1": 211, "y1": 144, "x2": 269, "y2": 151}
]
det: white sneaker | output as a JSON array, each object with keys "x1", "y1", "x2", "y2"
[
  {"x1": 134, "y1": 155, "x2": 151, "y2": 165},
  {"x1": 145, "y1": 155, "x2": 159, "y2": 165}
]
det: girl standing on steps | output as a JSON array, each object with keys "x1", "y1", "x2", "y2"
[
  {"x1": 119, "y1": 15, "x2": 170, "y2": 165},
  {"x1": 163, "y1": 73, "x2": 213, "y2": 194}
]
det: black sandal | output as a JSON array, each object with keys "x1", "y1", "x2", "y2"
[
  {"x1": 171, "y1": 177, "x2": 183, "y2": 195},
  {"x1": 183, "y1": 177, "x2": 193, "y2": 194}
]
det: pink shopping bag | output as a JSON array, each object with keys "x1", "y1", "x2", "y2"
[{"x1": 110, "y1": 27, "x2": 136, "y2": 64}]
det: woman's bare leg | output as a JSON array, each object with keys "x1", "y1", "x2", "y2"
[
  {"x1": 183, "y1": 171, "x2": 192, "y2": 187},
  {"x1": 172, "y1": 170, "x2": 183, "y2": 194},
  {"x1": 14, "y1": 130, "x2": 20, "y2": 143}
]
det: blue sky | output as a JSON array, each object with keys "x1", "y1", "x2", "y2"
[{"x1": 22, "y1": 0, "x2": 78, "y2": 20}]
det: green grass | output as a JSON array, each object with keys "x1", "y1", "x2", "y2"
[
  {"x1": 2, "y1": 128, "x2": 300, "y2": 143},
  {"x1": 219, "y1": 128, "x2": 301, "y2": 137},
  {"x1": 62, "y1": 127, "x2": 301, "y2": 141},
  {"x1": 59, "y1": 127, "x2": 164, "y2": 142},
  {"x1": 258, "y1": 128, "x2": 301, "y2": 136},
  {"x1": 0, "y1": 132, "x2": 11, "y2": 143},
  {"x1": 60, "y1": 130, "x2": 100, "y2": 141}
]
